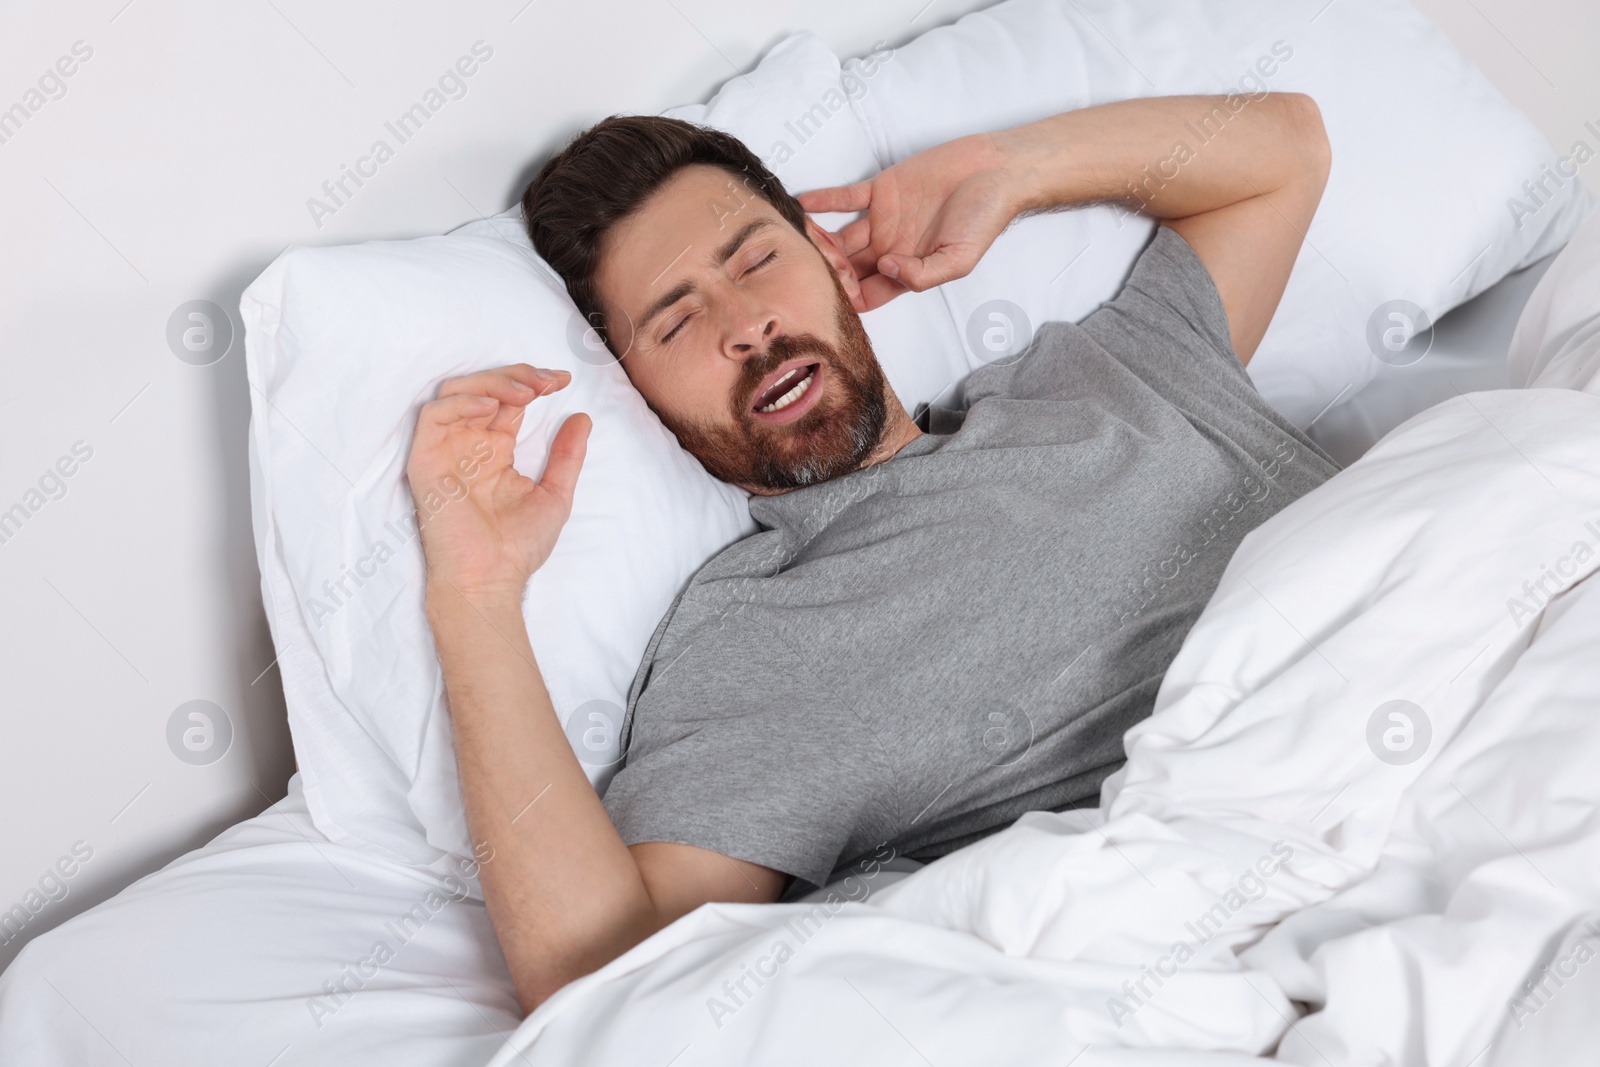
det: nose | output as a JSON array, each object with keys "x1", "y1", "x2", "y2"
[{"x1": 721, "y1": 289, "x2": 779, "y2": 364}]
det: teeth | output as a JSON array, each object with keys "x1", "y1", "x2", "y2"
[
  {"x1": 758, "y1": 367, "x2": 814, "y2": 413},
  {"x1": 757, "y1": 368, "x2": 799, "y2": 406}
]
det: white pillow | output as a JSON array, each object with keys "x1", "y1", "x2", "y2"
[
  {"x1": 244, "y1": 216, "x2": 758, "y2": 869},
  {"x1": 838, "y1": 0, "x2": 1592, "y2": 425}
]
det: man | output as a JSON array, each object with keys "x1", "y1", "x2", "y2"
[{"x1": 405, "y1": 93, "x2": 1337, "y2": 1014}]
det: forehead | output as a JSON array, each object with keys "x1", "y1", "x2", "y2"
[{"x1": 596, "y1": 164, "x2": 787, "y2": 318}]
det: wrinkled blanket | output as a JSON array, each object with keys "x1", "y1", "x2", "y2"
[{"x1": 491, "y1": 385, "x2": 1600, "y2": 1066}]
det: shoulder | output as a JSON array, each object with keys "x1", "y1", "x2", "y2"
[{"x1": 1085, "y1": 225, "x2": 1234, "y2": 358}]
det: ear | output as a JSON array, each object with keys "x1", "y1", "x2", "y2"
[{"x1": 805, "y1": 217, "x2": 868, "y2": 313}]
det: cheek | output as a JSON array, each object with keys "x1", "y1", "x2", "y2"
[{"x1": 630, "y1": 355, "x2": 740, "y2": 426}]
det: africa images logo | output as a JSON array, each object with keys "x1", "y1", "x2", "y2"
[{"x1": 1505, "y1": 519, "x2": 1600, "y2": 628}]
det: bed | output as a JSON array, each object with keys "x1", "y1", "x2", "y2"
[
  {"x1": 4, "y1": 225, "x2": 1596, "y2": 1066},
  {"x1": 5, "y1": 1, "x2": 1600, "y2": 1064}
]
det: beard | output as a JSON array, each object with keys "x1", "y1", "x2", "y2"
[{"x1": 656, "y1": 271, "x2": 891, "y2": 493}]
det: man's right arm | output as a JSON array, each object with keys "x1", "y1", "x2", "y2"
[{"x1": 410, "y1": 364, "x2": 785, "y2": 1015}]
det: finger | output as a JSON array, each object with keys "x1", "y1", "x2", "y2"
[
  {"x1": 846, "y1": 247, "x2": 882, "y2": 280},
  {"x1": 835, "y1": 217, "x2": 874, "y2": 258},
  {"x1": 880, "y1": 248, "x2": 971, "y2": 293},
  {"x1": 486, "y1": 396, "x2": 527, "y2": 437},
  {"x1": 439, "y1": 366, "x2": 570, "y2": 405},
  {"x1": 503, "y1": 362, "x2": 573, "y2": 396},
  {"x1": 539, "y1": 412, "x2": 591, "y2": 507},
  {"x1": 418, "y1": 393, "x2": 499, "y2": 432},
  {"x1": 487, "y1": 364, "x2": 571, "y2": 434},
  {"x1": 410, "y1": 394, "x2": 499, "y2": 468},
  {"x1": 857, "y1": 273, "x2": 910, "y2": 312},
  {"x1": 438, "y1": 364, "x2": 556, "y2": 403},
  {"x1": 797, "y1": 183, "x2": 872, "y2": 214},
  {"x1": 437, "y1": 371, "x2": 537, "y2": 408}
]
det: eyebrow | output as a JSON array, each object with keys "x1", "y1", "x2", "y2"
[{"x1": 635, "y1": 216, "x2": 777, "y2": 336}]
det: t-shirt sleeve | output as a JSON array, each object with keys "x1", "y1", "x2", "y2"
[
  {"x1": 601, "y1": 609, "x2": 890, "y2": 893},
  {"x1": 1077, "y1": 224, "x2": 1254, "y2": 392},
  {"x1": 980, "y1": 224, "x2": 1258, "y2": 409},
  {"x1": 1092, "y1": 224, "x2": 1236, "y2": 350}
]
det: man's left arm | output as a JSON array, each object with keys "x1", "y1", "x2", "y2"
[
  {"x1": 1010, "y1": 94, "x2": 1332, "y2": 363},
  {"x1": 800, "y1": 93, "x2": 1331, "y2": 364}
]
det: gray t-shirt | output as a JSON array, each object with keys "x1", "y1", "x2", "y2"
[{"x1": 601, "y1": 226, "x2": 1338, "y2": 896}]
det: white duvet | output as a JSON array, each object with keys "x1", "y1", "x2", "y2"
[{"x1": 489, "y1": 379, "x2": 1600, "y2": 1066}]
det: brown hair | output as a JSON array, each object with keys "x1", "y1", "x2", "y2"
[{"x1": 521, "y1": 115, "x2": 808, "y2": 348}]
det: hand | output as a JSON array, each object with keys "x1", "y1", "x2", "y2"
[
  {"x1": 406, "y1": 363, "x2": 590, "y2": 604},
  {"x1": 798, "y1": 132, "x2": 1019, "y2": 311}
]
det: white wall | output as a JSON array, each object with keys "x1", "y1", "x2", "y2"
[
  {"x1": 1414, "y1": 0, "x2": 1600, "y2": 199},
  {"x1": 0, "y1": 0, "x2": 1592, "y2": 970}
]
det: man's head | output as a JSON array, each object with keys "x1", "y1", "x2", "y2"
[{"x1": 523, "y1": 115, "x2": 903, "y2": 494}]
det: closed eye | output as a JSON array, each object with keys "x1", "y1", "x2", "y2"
[{"x1": 652, "y1": 251, "x2": 771, "y2": 342}]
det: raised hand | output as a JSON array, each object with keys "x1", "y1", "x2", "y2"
[
  {"x1": 405, "y1": 363, "x2": 590, "y2": 604},
  {"x1": 798, "y1": 132, "x2": 1019, "y2": 311}
]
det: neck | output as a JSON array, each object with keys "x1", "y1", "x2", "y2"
[
  {"x1": 862, "y1": 402, "x2": 924, "y2": 469},
  {"x1": 741, "y1": 400, "x2": 924, "y2": 497}
]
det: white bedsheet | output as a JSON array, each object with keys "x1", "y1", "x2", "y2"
[
  {"x1": 484, "y1": 384, "x2": 1600, "y2": 1066},
  {"x1": 0, "y1": 779, "x2": 523, "y2": 1066}
]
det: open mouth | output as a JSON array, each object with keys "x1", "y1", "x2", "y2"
[{"x1": 749, "y1": 361, "x2": 823, "y2": 424}]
